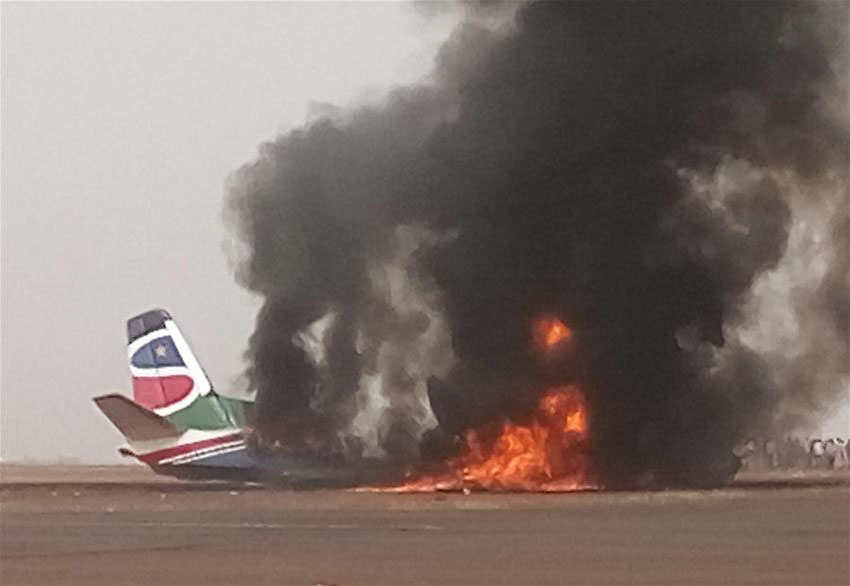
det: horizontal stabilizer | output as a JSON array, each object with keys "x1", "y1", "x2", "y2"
[{"x1": 93, "y1": 394, "x2": 183, "y2": 441}]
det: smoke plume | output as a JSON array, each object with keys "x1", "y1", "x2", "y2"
[{"x1": 227, "y1": 1, "x2": 848, "y2": 486}]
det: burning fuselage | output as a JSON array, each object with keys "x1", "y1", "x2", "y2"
[{"x1": 372, "y1": 318, "x2": 594, "y2": 492}]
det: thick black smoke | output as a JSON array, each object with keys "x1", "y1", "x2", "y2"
[{"x1": 227, "y1": 2, "x2": 848, "y2": 486}]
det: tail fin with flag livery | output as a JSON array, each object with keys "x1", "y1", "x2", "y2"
[{"x1": 125, "y1": 309, "x2": 247, "y2": 430}]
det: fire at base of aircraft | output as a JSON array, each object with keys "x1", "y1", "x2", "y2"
[{"x1": 363, "y1": 385, "x2": 592, "y2": 493}]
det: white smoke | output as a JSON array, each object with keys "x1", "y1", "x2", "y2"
[
  {"x1": 346, "y1": 225, "x2": 457, "y2": 458},
  {"x1": 674, "y1": 154, "x2": 848, "y2": 436},
  {"x1": 735, "y1": 170, "x2": 849, "y2": 432}
]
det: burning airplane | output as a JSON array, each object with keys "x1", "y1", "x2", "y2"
[{"x1": 100, "y1": 2, "x2": 847, "y2": 491}]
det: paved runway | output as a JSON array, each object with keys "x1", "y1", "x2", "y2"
[{"x1": 1, "y1": 467, "x2": 848, "y2": 585}]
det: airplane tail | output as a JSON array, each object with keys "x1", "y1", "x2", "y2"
[
  {"x1": 92, "y1": 309, "x2": 254, "y2": 473},
  {"x1": 93, "y1": 394, "x2": 182, "y2": 442},
  {"x1": 123, "y1": 309, "x2": 248, "y2": 430}
]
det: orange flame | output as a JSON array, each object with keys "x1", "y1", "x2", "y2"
[
  {"x1": 534, "y1": 318, "x2": 572, "y2": 350},
  {"x1": 367, "y1": 385, "x2": 592, "y2": 493}
]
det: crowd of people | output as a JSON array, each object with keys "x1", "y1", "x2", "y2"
[{"x1": 737, "y1": 436, "x2": 849, "y2": 471}]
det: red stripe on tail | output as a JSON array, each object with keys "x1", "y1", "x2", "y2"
[
  {"x1": 137, "y1": 433, "x2": 245, "y2": 465},
  {"x1": 132, "y1": 375, "x2": 194, "y2": 411}
]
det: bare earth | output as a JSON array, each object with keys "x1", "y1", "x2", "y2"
[{"x1": 1, "y1": 465, "x2": 848, "y2": 585}]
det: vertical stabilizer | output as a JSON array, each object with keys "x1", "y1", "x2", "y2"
[
  {"x1": 126, "y1": 309, "x2": 247, "y2": 430},
  {"x1": 127, "y1": 309, "x2": 211, "y2": 415}
]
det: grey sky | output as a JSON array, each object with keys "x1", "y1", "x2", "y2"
[{"x1": 1, "y1": 2, "x2": 458, "y2": 462}]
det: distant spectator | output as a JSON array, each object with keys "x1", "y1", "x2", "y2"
[
  {"x1": 827, "y1": 438, "x2": 848, "y2": 469},
  {"x1": 780, "y1": 436, "x2": 806, "y2": 469},
  {"x1": 810, "y1": 438, "x2": 825, "y2": 469},
  {"x1": 735, "y1": 440, "x2": 757, "y2": 471},
  {"x1": 824, "y1": 439, "x2": 838, "y2": 468},
  {"x1": 765, "y1": 440, "x2": 778, "y2": 468}
]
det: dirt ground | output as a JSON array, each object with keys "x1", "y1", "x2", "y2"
[{"x1": 1, "y1": 465, "x2": 848, "y2": 585}]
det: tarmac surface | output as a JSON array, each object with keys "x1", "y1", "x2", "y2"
[{"x1": 1, "y1": 465, "x2": 848, "y2": 585}]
